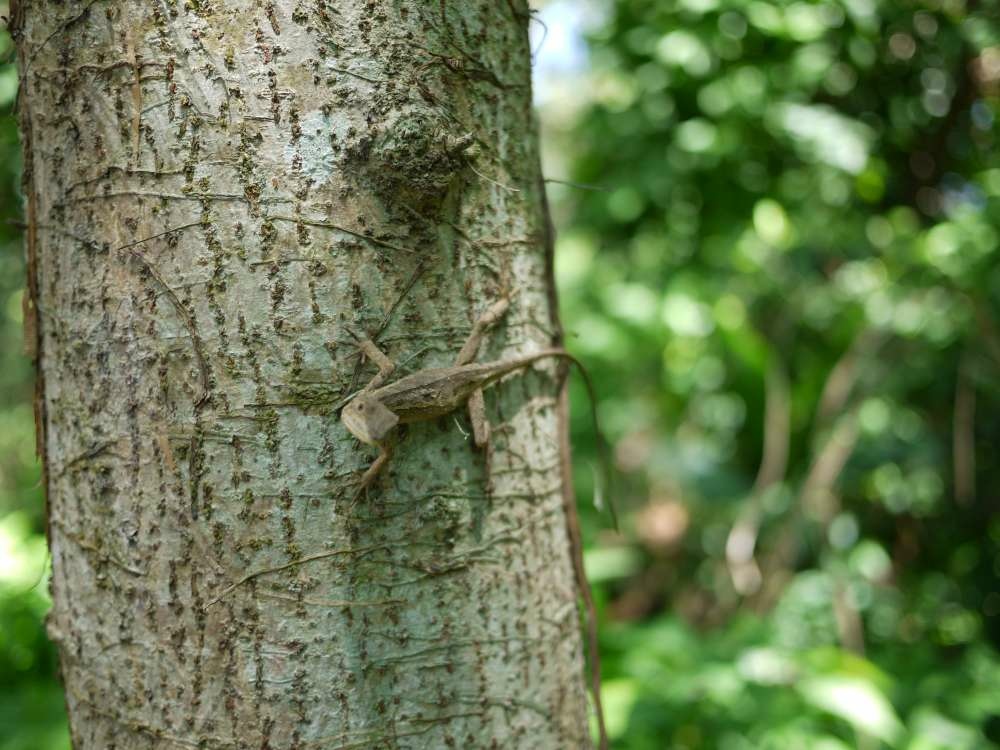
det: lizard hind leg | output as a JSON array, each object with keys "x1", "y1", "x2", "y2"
[
  {"x1": 467, "y1": 389, "x2": 491, "y2": 449},
  {"x1": 467, "y1": 388, "x2": 496, "y2": 497}
]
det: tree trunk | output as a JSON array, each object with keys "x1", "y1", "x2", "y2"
[{"x1": 12, "y1": 1, "x2": 592, "y2": 747}]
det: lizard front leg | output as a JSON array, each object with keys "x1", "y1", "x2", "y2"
[
  {"x1": 359, "y1": 441, "x2": 392, "y2": 490},
  {"x1": 353, "y1": 335, "x2": 395, "y2": 391},
  {"x1": 453, "y1": 296, "x2": 510, "y2": 366}
]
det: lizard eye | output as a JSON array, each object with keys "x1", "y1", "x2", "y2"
[{"x1": 357, "y1": 404, "x2": 364, "y2": 411}]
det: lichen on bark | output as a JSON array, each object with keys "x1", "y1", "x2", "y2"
[{"x1": 13, "y1": 0, "x2": 592, "y2": 747}]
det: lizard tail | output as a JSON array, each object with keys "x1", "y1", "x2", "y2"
[
  {"x1": 513, "y1": 349, "x2": 618, "y2": 530},
  {"x1": 548, "y1": 353, "x2": 615, "y2": 750},
  {"x1": 561, "y1": 352, "x2": 618, "y2": 532}
]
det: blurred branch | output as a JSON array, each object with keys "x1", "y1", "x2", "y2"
[
  {"x1": 731, "y1": 329, "x2": 876, "y2": 606},
  {"x1": 543, "y1": 178, "x2": 610, "y2": 192},
  {"x1": 900, "y1": 39, "x2": 978, "y2": 213},
  {"x1": 754, "y1": 411, "x2": 860, "y2": 612},
  {"x1": 972, "y1": 301, "x2": 1000, "y2": 367},
  {"x1": 815, "y1": 329, "x2": 884, "y2": 425},
  {"x1": 832, "y1": 580, "x2": 865, "y2": 656},
  {"x1": 726, "y1": 357, "x2": 789, "y2": 596},
  {"x1": 952, "y1": 352, "x2": 976, "y2": 507},
  {"x1": 800, "y1": 413, "x2": 859, "y2": 510},
  {"x1": 755, "y1": 362, "x2": 791, "y2": 493}
]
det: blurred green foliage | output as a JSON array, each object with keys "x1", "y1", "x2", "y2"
[
  {"x1": 0, "y1": 23, "x2": 69, "y2": 750},
  {"x1": 3, "y1": 1, "x2": 1000, "y2": 748},
  {"x1": 542, "y1": 0, "x2": 1000, "y2": 747}
]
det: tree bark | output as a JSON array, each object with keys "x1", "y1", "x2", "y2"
[{"x1": 12, "y1": 1, "x2": 592, "y2": 747}]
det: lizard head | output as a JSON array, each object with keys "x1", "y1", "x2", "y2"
[{"x1": 341, "y1": 396, "x2": 399, "y2": 445}]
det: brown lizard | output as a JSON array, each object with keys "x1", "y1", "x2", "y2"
[
  {"x1": 340, "y1": 297, "x2": 615, "y2": 749},
  {"x1": 341, "y1": 297, "x2": 613, "y2": 505},
  {"x1": 343, "y1": 296, "x2": 535, "y2": 488}
]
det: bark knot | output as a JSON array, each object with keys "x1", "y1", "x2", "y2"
[{"x1": 364, "y1": 110, "x2": 472, "y2": 212}]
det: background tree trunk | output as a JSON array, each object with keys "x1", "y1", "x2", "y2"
[{"x1": 12, "y1": 1, "x2": 591, "y2": 747}]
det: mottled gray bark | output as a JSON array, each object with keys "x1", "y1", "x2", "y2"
[{"x1": 13, "y1": 1, "x2": 591, "y2": 747}]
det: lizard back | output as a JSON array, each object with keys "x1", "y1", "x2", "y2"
[{"x1": 374, "y1": 350, "x2": 566, "y2": 423}]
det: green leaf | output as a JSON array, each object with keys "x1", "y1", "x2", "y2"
[{"x1": 798, "y1": 676, "x2": 904, "y2": 745}]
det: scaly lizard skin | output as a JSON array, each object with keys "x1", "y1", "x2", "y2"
[
  {"x1": 341, "y1": 342, "x2": 586, "y2": 494},
  {"x1": 340, "y1": 296, "x2": 510, "y2": 491},
  {"x1": 342, "y1": 348, "x2": 574, "y2": 441}
]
